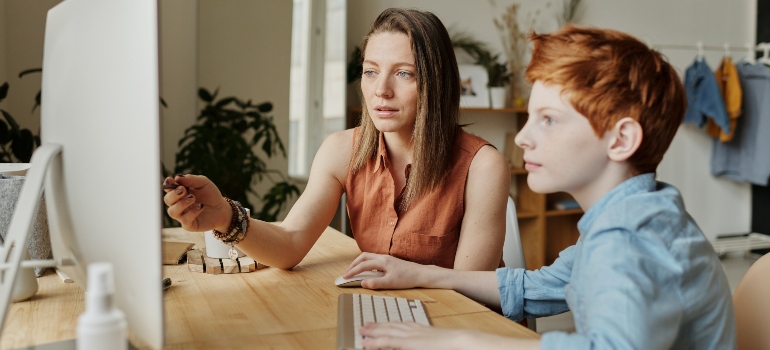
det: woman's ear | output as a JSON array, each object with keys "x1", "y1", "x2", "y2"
[{"x1": 607, "y1": 117, "x2": 643, "y2": 162}]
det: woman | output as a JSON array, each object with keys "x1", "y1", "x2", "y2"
[{"x1": 163, "y1": 8, "x2": 509, "y2": 271}]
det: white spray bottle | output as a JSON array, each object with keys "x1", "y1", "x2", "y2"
[{"x1": 76, "y1": 262, "x2": 128, "y2": 350}]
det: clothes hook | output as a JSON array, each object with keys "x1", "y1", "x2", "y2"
[
  {"x1": 696, "y1": 41, "x2": 704, "y2": 60},
  {"x1": 746, "y1": 42, "x2": 756, "y2": 64}
]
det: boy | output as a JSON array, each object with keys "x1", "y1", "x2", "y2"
[{"x1": 342, "y1": 26, "x2": 736, "y2": 349}]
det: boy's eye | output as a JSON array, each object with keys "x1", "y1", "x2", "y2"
[{"x1": 543, "y1": 116, "x2": 554, "y2": 125}]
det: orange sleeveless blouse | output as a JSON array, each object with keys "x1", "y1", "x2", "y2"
[{"x1": 345, "y1": 127, "x2": 494, "y2": 269}]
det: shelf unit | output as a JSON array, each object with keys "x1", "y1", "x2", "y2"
[
  {"x1": 346, "y1": 106, "x2": 581, "y2": 270},
  {"x1": 506, "y1": 111, "x2": 582, "y2": 270}
]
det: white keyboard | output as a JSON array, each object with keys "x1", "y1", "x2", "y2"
[{"x1": 337, "y1": 293, "x2": 430, "y2": 350}]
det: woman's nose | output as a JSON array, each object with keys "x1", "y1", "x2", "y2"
[{"x1": 375, "y1": 77, "x2": 393, "y2": 98}]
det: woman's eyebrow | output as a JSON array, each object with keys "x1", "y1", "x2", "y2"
[{"x1": 362, "y1": 60, "x2": 415, "y2": 68}]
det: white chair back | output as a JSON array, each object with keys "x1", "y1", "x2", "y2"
[{"x1": 503, "y1": 197, "x2": 526, "y2": 269}]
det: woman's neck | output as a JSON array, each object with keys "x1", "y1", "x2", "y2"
[{"x1": 382, "y1": 130, "x2": 413, "y2": 166}]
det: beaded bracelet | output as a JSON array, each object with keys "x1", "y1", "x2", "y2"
[{"x1": 212, "y1": 198, "x2": 250, "y2": 260}]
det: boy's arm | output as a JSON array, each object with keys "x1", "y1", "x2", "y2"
[{"x1": 540, "y1": 230, "x2": 683, "y2": 349}]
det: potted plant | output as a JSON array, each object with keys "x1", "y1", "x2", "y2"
[
  {"x1": 451, "y1": 32, "x2": 512, "y2": 108},
  {"x1": 171, "y1": 87, "x2": 299, "y2": 224},
  {"x1": 0, "y1": 81, "x2": 40, "y2": 163}
]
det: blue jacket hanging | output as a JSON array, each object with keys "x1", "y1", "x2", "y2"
[{"x1": 683, "y1": 58, "x2": 731, "y2": 134}]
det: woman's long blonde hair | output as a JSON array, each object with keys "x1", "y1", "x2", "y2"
[{"x1": 349, "y1": 8, "x2": 461, "y2": 210}]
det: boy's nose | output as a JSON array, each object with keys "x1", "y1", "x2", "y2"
[{"x1": 514, "y1": 120, "x2": 534, "y2": 150}]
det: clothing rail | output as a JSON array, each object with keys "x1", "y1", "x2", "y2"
[
  {"x1": 650, "y1": 42, "x2": 770, "y2": 64},
  {"x1": 651, "y1": 42, "x2": 769, "y2": 51}
]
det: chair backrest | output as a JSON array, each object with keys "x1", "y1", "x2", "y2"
[
  {"x1": 733, "y1": 253, "x2": 770, "y2": 349},
  {"x1": 502, "y1": 197, "x2": 526, "y2": 269}
]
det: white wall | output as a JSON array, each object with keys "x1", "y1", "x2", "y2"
[
  {"x1": 1, "y1": 0, "x2": 61, "y2": 134},
  {"x1": 159, "y1": 0, "x2": 198, "y2": 170},
  {"x1": 0, "y1": 1, "x2": 7, "y2": 84},
  {"x1": 347, "y1": 0, "x2": 757, "y2": 240},
  {"x1": 197, "y1": 0, "x2": 296, "y2": 218}
]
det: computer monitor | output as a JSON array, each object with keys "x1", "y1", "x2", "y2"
[{"x1": 0, "y1": 0, "x2": 164, "y2": 348}]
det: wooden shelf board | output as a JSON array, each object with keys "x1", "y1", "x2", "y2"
[
  {"x1": 510, "y1": 167, "x2": 527, "y2": 175},
  {"x1": 348, "y1": 107, "x2": 528, "y2": 114},
  {"x1": 461, "y1": 107, "x2": 528, "y2": 113},
  {"x1": 545, "y1": 208, "x2": 584, "y2": 217},
  {"x1": 516, "y1": 210, "x2": 539, "y2": 219}
]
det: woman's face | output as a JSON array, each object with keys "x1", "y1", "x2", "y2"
[{"x1": 361, "y1": 32, "x2": 419, "y2": 135}]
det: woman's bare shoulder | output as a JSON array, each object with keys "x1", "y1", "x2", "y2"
[{"x1": 313, "y1": 128, "x2": 356, "y2": 180}]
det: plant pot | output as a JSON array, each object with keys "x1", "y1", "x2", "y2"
[
  {"x1": 0, "y1": 169, "x2": 53, "y2": 278},
  {"x1": 489, "y1": 86, "x2": 508, "y2": 109}
]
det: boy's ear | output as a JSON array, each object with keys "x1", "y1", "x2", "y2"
[{"x1": 607, "y1": 117, "x2": 643, "y2": 162}]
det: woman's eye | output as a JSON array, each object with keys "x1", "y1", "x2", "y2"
[
  {"x1": 397, "y1": 71, "x2": 413, "y2": 78},
  {"x1": 363, "y1": 70, "x2": 376, "y2": 78},
  {"x1": 543, "y1": 116, "x2": 554, "y2": 125}
]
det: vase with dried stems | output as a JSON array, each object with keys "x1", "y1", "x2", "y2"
[{"x1": 494, "y1": 3, "x2": 543, "y2": 107}]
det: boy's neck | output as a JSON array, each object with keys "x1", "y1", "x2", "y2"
[{"x1": 570, "y1": 163, "x2": 636, "y2": 211}]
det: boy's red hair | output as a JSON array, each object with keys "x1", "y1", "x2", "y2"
[{"x1": 526, "y1": 26, "x2": 686, "y2": 174}]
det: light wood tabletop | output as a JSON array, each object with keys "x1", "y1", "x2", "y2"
[{"x1": 2, "y1": 226, "x2": 538, "y2": 349}]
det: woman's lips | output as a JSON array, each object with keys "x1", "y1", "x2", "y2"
[{"x1": 374, "y1": 105, "x2": 398, "y2": 117}]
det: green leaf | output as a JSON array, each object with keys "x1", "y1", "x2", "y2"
[
  {"x1": 0, "y1": 120, "x2": 9, "y2": 143},
  {"x1": 257, "y1": 102, "x2": 273, "y2": 113},
  {"x1": 215, "y1": 97, "x2": 237, "y2": 108},
  {"x1": 11, "y1": 129, "x2": 34, "y2": 162},
  {"x1": 1, "y1": 110, "x2": 19, "y2": 132},
  {"x1": 18, "y1": 68, "x2": 42, "y2": 78},
  {"x1": 198, "y1": 88, "x2": 214, "y2": 103},
  {"x1": 0, "y1": 82, "x2": 8, "y2": 101},
  {"x1": 33, "y1": 91, "x2": 41, "y2": 112}
]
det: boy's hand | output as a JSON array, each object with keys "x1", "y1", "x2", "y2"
[
  {"x1": 343, "y1": 253, "x2": 426, "y2": 290},
  {"x1": 361, "y1": 322, "x2": 539, "y2": 350},
  {"x1": 360, "y1": 322, "x2": 470, "y2": 350}
]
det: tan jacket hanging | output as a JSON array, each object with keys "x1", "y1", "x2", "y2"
[{"x1": 706, "y1": 56, "x2": 742, "y2": 141}]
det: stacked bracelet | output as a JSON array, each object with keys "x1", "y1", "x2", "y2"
[{"x1": 212, "y1": 198, "x2": 250, "y2": 259}]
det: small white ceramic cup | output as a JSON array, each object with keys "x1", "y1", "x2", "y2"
[
  {"x1": 11, "y1": 249, "x2": 38, "y2": 302},
  {"x1": 204, "y1": 208, "x2": 248, "y2": 259}
]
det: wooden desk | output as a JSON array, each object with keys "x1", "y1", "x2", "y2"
[{"x1": 2, "y1": 227, "x2": 538, "y2": 349}]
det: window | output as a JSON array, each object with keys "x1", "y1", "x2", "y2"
[{"x1": 288, "y1": 0, "x2": 347, "y2": 178}]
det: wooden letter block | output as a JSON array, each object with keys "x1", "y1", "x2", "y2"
[
  {"x1": 222, "y1": 258, "x2": 239, "y2": 274},
  {"x1": 238, "y1": 257, "x2": 256, "y2": 273},
  {"x1": 204, "y1": 256, "x2": 222, "y2": 274},
  {"x1": 187, "y1": 249, "x2": 204, "y2": 273}
]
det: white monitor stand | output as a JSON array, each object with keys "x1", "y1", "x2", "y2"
[{"x1": 0, "y1": 0, "x2": 164, "y2": 348}]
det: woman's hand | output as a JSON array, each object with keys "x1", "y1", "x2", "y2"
[
  {"x1": 162, "y1": 175, "x2": 231, "y2": 232},
  {"x1": 343, "y1": 253, "x2": 430, "y2": 290}
]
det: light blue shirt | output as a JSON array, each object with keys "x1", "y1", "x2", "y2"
[
  {"x1": 711, "y1": 62, "x2": 770, "y2": 185},
  {"x1": 497, "y1": 174, "x2": 736, "y2": 349}
]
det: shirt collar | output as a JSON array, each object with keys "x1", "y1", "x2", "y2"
[
  {"x1": 577, "y1": 173, "x2": 657, "y2": 234},
  {"x1": 373, "y1": 131, "x2": 391, "y2": 173}
]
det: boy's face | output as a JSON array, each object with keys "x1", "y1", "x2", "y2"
[{"x1": 515, "y1": 81, "x2": 612, "y2": 196}]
